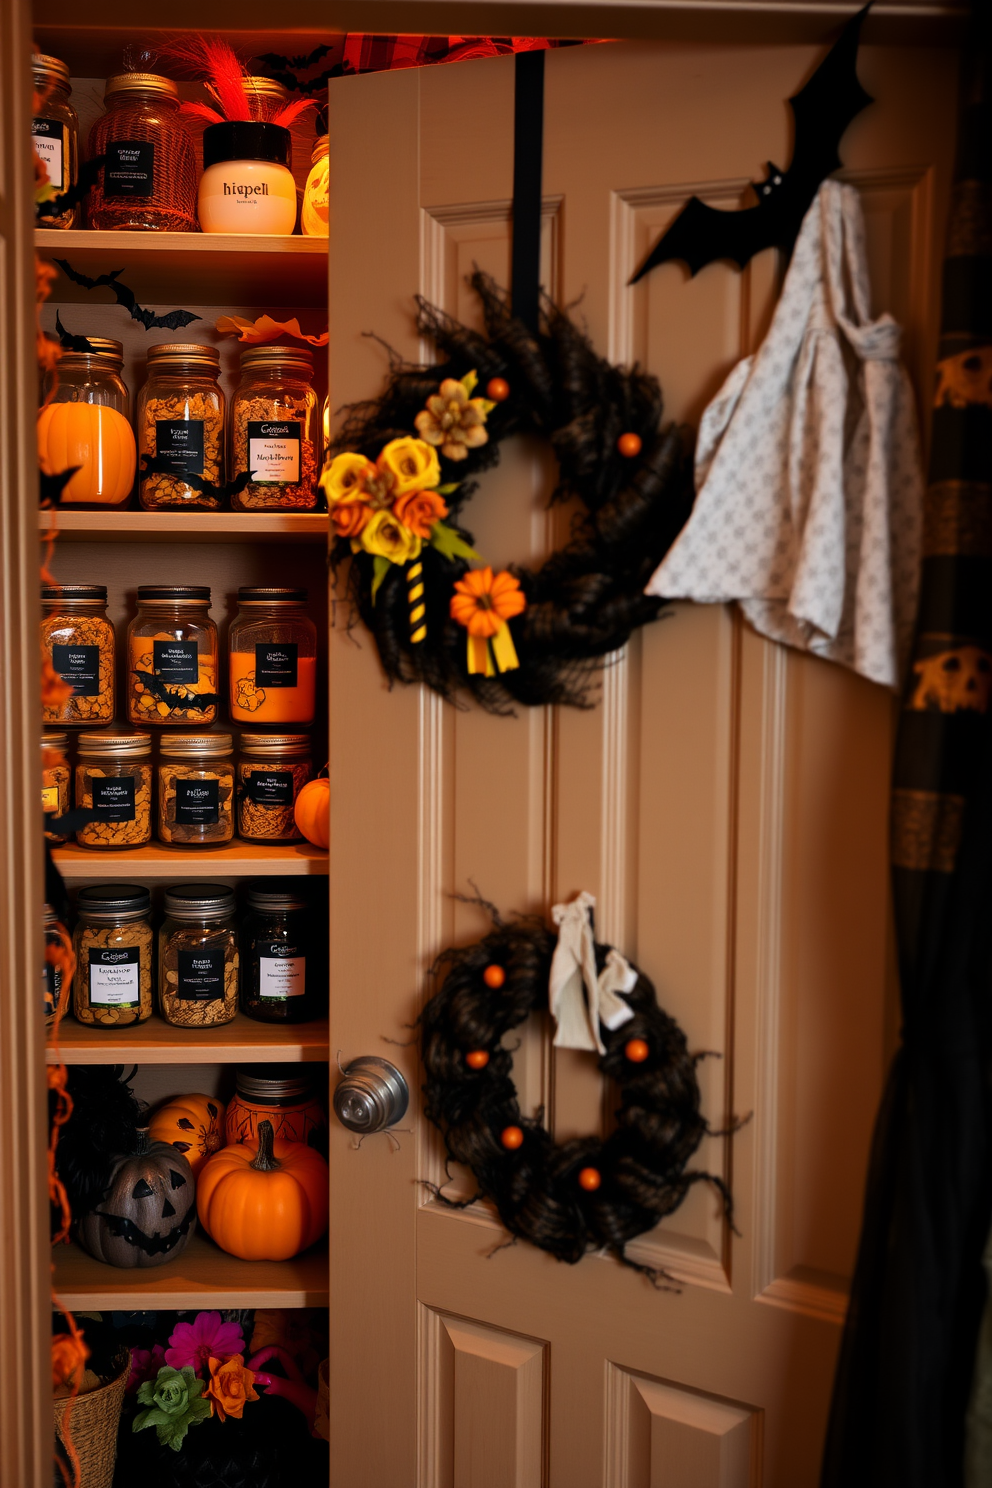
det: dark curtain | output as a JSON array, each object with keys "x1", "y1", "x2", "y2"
[{"x1": 821, "y1": 12, "x2": 992, "y2": 1488}]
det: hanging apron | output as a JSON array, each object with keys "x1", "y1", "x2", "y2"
[{"x1": 645, "y1": 179, "x2": 924, "y2": 690}]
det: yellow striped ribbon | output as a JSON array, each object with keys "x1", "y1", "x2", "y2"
[{"x1": 407, "y1": 559, "x2": 427, "y2": 644}]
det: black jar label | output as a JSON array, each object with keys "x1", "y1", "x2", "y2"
[
  {"x1": 247, "y1": 421, "x2": 301, "y2": 484},
  {"x1": 177, "y1": 946, "x2": 225, "y2": 1002},
  {"x1": 258, "y1": 944, "x2": 305, "y2": 999},
  {"x1": 104, "y1": 140, "x2": 154, "y2": 198},
  {"x1": 32, "y1": 117, "x2": 65, "y2": 191},
  {"x1": 91, "y1": 776, "x2": 136, "y2": 821},
  {"x1": 255, "y1": 643, "x2": 298, "y2": 688},
  {"x1": 175, "y1": 777, "x2": 219, "y2": 824},
  {"x1": 88, "y1": 946, "x2": 140, "y2": 1006},
  {"x1": 153, "y1": 640, "x2": 198, "y2": 683},
  {"x1": 247, "y1": 770, "x2": 294, "y2": 806},
  {"x1": 52, "y1": 643, "x2": 100, "y2": 696},
  {"x1": 155, "y1": 420, "x2": 205, "y2": 477}
]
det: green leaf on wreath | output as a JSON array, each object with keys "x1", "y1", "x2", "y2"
[
  {"x1": 370, "y1": 554, "x2": 391, "y2": 604},
  {"x1": 436, "y1": 483, "x2": 461, "y2": 496},
  {"x1": 459, "y1": 370, "x2": 478, "y2": 396},
  {"x1": 429, "y1": 522, "x2": 483, "y2": 565}
]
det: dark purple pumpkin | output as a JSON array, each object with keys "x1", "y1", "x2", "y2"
[{"x1": 76, "y1": 1127, "x2": 196, "y2": 1268}]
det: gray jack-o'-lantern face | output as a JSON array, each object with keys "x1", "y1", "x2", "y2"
[{"x1": 76, "y1": 1131, "x2": 197, "y2": 1269}]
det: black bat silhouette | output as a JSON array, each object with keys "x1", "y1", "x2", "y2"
[
  {"x1": 53, "y1": 259, "x2": 201, "y2": 332},
  {"x1": 133, "y1": 669, "x2": 223, "y2": 712},
  {"x1": 55, "y1": 311, "x2": 98, "y2": 352},
  {"x1": 139, "y1": 453, "x2": 256, "y2": 503},
  {"x1": 39, "y1": 466, "x2": 81, "y2": 505},
  {"x1": 45, "y1": 808, "x2": 103, "y2": 833},
  {"x1": 258, "y1": 42, "x2": 333, "y2": 71},
  {"x1": 631, "y1": 2, "x2": 873, "y2": 282},
  {"x1": 36, "y1": 155, "x2": 105, "y2": 221}
]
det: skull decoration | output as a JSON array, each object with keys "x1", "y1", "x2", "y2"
[
  {"x1": 77, "y1": 1127, "x2": 196, "y2": 1268},
  {"x1": 910, "y1": 645, "x2": 992, "y2": 715}
]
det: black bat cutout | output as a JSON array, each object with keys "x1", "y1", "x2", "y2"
[
  {"x1": 45, "y1": 808, "x2": 103, "y2": 833},
  {"x1": 138, "y1": 453, "x2": 255, "y2": 503},
  {"x1": 133, "y1": 668, "x2": 223, "y2": 712},
  {"x1": 94, "y1": 1206, "x2": 195, "y2": 1257},
  {"x1": 52, "y1": 259, "x2": 201, "y2": 332},
  {"x1": 631, "y1": 2, "x2": 873, "y2": 282},
  {"x1": 55, "y1": 311, "x2": 98, "y2": 352},
  {"x1": 258, "y1": 43, "x2": 333, "y2": 72},
  {"x1": 36, "y1": 155, "x2": 105, "y2": 221},
  {"x1": 39, "y1": 466, "x2": 81, "y2": 505}
]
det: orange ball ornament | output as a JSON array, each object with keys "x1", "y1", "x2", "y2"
[
  {"x1": 465, "y1": 1050, "x2": 490, "y2": 1070},
  {"x1": 578, "y1": 1167, "x2": 602, "y2": 1192},
  {"x1": 486, "y1": 377, "x2": 510, "y2": 402},
  {"x1": 624, "y1": 1038, "x2": 650, "y2": 1064},
  {"x1": 483, "y1": 964, "x2": 506, "y2": 989},
  {"x1": 500, "y1": 1125, "x2": 524, "y2": 1150},
  {"x1": 616, "y1": 432, "x2": 642, "y2": 458}
]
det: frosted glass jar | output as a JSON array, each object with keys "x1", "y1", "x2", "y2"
[{"x1": 198, "y1": 122, "x2": 297, "y2": 236}]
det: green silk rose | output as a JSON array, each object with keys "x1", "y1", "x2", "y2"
[{"x1": 133, "y1": 1364, "x2": 212, "y2": 1451}]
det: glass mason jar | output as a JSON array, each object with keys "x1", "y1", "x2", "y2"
[
  {"x1": 236, "y1": 734, "x2": 312, "y2": 843},
  {"x1": 137, "y1": 344, "x2": 225, "y2": 509},
  {"x1": 158, "y1": 732, "x2": 235, "y2": 847},
  {"x1": 302, "y1": 136, "x2": 329, "y2": 237},
  {"x1": 158, "y1": 883, "x2": 239, "y2": 1029},
  {"x1": 225, "y1": 1065, "x2": 328, "y2": 1149},
  {"x1": 38, "y1": 340, "x2": 136, "y2": 508},
  {"x1": 128, "y1": 586, "x2": 219, "y2": 728},
  {"x1": 43, "y1": 730, "x2": 71, "y2": 843},
  {"x1": 241, "y1": 881, "x2": 320, "y2": 1024},
  {"x1": 229, "y1": 587, "x2": 317, "y2": 726},
  {"x1": 72, "y1": 884, "x2": 153, "y2": 1027},
  {"x1": 41, "y1": 584, "x2": 115, "y2": 726},
  {"x1": 75, "y1": 730, "x2": 152, "y2": 850},
  {"x1": 44, "y1": 903, "x2": 69, "y2": 1031},
  {"x1": 86, "y1": 73, "x2": 197, "y2": 232},
  {"x1": 32, "y1": 53, "x2": 79, "y2": 229},
  {"x1": 230, "y1": 347, "x2": 318, "y2": 510}
]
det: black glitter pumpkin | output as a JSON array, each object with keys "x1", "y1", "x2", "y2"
[{"x1": 77, "y1": 1127, "x2": 196, "y2": 1268}]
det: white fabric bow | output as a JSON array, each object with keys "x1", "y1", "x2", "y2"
[{"x1": 548, "y1": 892, "x2": 637, "y2": 1054}]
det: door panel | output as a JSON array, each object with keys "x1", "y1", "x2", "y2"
[{"x1": 328, "y1": 39, "x2": 957, "y2": 1488}]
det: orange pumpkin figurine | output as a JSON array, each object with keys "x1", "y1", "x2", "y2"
[
  {"x1": 196, "y1": 1119, "x2": 329, "y2": 1261},
  {"x1": 37, "y1": 401, "x2": 136, "y2": 506},
  {"x1": 294, "y1": 773, "x2": 329, "y2": 850},
  {"x1": 148, "y1": 1093, "x2": 226, "y2": 1178}
]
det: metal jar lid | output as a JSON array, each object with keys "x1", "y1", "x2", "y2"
[
  {"x1": 244, "y1": 76, "x2": 290, "y2": 107},
  {"x1": 136, "y1": 585, "x2": 211, "y2": 602},
  {"x1": 234, "y1": 1065, "x2": 318, "y2": 1102},
  {"x1": 246, "y1": 879, "x2": 312, "y2": 913},
  {"x1": 32, "y1": 53, "x2": 71, "y2": 91},
  {"x1": 159, "y1": 732, "x2": 233, "y2": 759},
  {"x1": 146, "y1": 343, "x2": 221, "y2": 370},
  {"x1": 76, "y1": 884, "x2": 151, "y2": 922},
  {"x1": 105, "y1": 73, "x2": 178, "y2": 99},
  {"x1": 239, "y1": 733, "x2": 312, "y2": 758},
  {"x1": 43, "y1": 730, "x2": 70, "y2": 752},
  {"x1": 42, "y1": 583, "x2": 108, "y2": 602},
  {"x1": 240, "y1": 345, "x2": 314, "y2": 376},
  {"x1": 44, "y1": 902, "x2": 60, "y2": 927},
  {"x1": 237, "y1": 587, "x2": 308, "y2": 604},
  {"x1": 164, "y1": 884, "x2": 237, "y2": 921},
  {"x1": 77, "y1": 730, "x2": 152, "y2": 758},
  {"x1": 57, "y1": 338, "x2": 125, "y2": 369}
]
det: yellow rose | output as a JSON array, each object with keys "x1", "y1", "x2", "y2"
[
  {"x1": 319, "y1": 451, "x2": 377, "y2": 505},
  {"x1": 377, "y1": 437, "x2": 440, "y2": 497},
  {"x1": 354, "y1": 509, "x2": 422, "y2": 565}
]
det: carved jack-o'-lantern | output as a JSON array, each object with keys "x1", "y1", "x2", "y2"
[
  {"x1": 910, "y1": 645, "x2": 992, "y2": 715},
  {"x1": 76, "y1": 1127, "x2": 196, "y2": 1268}
]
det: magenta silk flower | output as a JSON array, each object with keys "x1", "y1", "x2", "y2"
[
  {"x1": 165, "y1": 1311, "x2": 245, "y2": 1374},
  {"x1": 126, "y1": 1344, "x2": 167, "y2": 1394}
]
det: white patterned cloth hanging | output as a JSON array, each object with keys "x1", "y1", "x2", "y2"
[
  {"x1": 645, "y1": 179, "x2": 923, "y2": 690},
  {"x1": 548, "y1": 891, "x2": 637, "y2": 1054}
]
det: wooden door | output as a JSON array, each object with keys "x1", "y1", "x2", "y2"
[{"x1": 327, "y1": 38, "x2": 958, "y2": 1488}]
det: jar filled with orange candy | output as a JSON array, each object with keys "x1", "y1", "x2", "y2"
[
  {"x1": 37, "y1": 338, "x2": 136, "y2": 508},
  {"x1": 229, "y1": 587, "x2": 317, "y2": 726},
  {"x1": 127, "y1": 585, "x2": 219, "y2": 728}
]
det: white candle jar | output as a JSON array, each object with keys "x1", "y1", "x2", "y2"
[{"x1": 198, "y1": 122, "x2": 297, "y2": 236}]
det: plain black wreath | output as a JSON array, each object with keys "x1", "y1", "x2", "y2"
[
  {"x1": 420, "y1": 902, "x2": 734, "y2": 1280},
  {"x1": 330, "y1": 271, "x2": 695, "y2": 712}
]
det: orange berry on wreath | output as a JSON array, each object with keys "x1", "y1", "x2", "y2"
[
  {"x1": 616, "y1": 432, "x2": 642, "y2": 458},
  {"x1": 465, "y1": 1050, "x2": 490, "y2": 1070},
  {"x1": 500, "y1": 1125, "x2": 524, "y2": 1150},
  {"x1": 578, "y1": 1167, "x2": 602, "y2": 1192},
  {"x1": 483, "y1": 964, "x2": 506, "y2": 989},
  {"x1": 486, "y1": 377, "x2": 510, "y2": 401},
  {"x1": 624, "y1": 1038, "x2": 650, "y2": 1063}
]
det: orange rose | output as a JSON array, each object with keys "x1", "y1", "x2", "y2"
[
  {"x1": 205, "y1": 1354, "x2": 260, "y2": 1423},
  {"x1": 52, "y1": 1332, "x2": 89, "y2": 1393},
  {"x1": 394, "y1": 488, "x2": 449, "y2": 539},
  {"x1": 330, "y1": 499, "x2": 372, "y2": 539}
]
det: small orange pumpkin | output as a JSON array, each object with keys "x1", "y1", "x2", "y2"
[
  {"x1": 196, "y1": 1119, "x2": 329, "y2": 1261},
  {"x1": 294, "y1": 774, "x2": 329, "y2": 850},
  {"x1": 37, "y1": 401, "x2": 136, "y2": 506},
  {"x1": 148, "y1": 1093, "x2": 226, "y2": 1178}
]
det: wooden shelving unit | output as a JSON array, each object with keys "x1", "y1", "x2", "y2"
[
  {"x1": 53, "y1": 841, "x2": 329, "y2": 879},
  {"x1": 41, "y1": 510, "x2": 329, "y2": 544},
  {"x1": 48, "y1": 1012, "x2": 330, "y2": 1065}
]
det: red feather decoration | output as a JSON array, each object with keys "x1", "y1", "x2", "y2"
[
  {"x1": 270, "y1": 97, "x2": 317, "y2": 129},
  {"x1": 158, "y1": 35, "x2": 251, "y2": 121},
  {"x1": 179, "y1": 100, "x2": 225, "y2": 125}
]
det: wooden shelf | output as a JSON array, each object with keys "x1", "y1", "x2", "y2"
[
  {"x1": 53, "y1": 841, "x2": 329, "y2": 879},
  {"x1": 47, "y1": 1011, "x2": 329, "y2": 1066},
  {"x1": 37, "y1": 229, "x2": 329, "y2": 308},
  {"x1": 53, "y1": 1232, "x2": 329, "y2": 1309},
  {"x1": 40, "y1": 510, "x2": 329, "y2": 544}
]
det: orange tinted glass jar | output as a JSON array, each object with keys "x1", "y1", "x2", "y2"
[
  {"x1": 127, "y1": 586, "x2": 219, "y2": 728},
  {"x1": 225, "y1": 1066, "x2": 327, "y2": 1149},
  {"x1": 229, "y1": 588, "x2": 317, "y2": 726},
  {"x1": 87, "y1": 74, "x2": 197, "y2": 232}
]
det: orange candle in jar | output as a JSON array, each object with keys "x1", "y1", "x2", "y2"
[
  {"x1": 228, "y1": 586, "x2": 317, "y2": 727},
  {"x1": 230, "y1": 651, "x2": 317, "y2": 724}
]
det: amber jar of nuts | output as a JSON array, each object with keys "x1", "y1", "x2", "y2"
[
  {"x1": 75, "y1": 730, "x2": 152, "y2": 849},
  {"x1": 138, "y1": 344, "x2": 226, "y2": 509},
  {"x1": 86, "y1": 74, "x2": 197, "y2": 232},
  {"x1": 128, "y1": 586, "x2": 219, "y2": 728},
  {"x1": 43, "y1": 730, "x2": 71, "y2": 843},
  {"x1": 158, "y1": 733, "x2": 234, "y2": 847},
  {"x1": 42, "y1": 585, "x2": 116, "y2": 727},
  {"x1": 72, "y1": 884, "x2": 153, "y2": 1027},
  {"x1": 231, "y1": 347, "x2": 319, "y2": 510},
  {"x1": 236, "y1": 734, "x2": 312, "y2": 843},
  {"x1": 159, "y1": 884, "x2": 239, "y2": 1029}
]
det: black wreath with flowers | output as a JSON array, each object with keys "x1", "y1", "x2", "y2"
[
  {"x1": 325, "y1": 273, "x2": 695, "y2": 712},
  {"x1": 420, "y1": 903, "x2": 734, "y2": 1279}
]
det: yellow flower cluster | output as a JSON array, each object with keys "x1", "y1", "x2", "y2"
[{"x1": 320, "y1": 436, "x2": 447, "y2": 562}]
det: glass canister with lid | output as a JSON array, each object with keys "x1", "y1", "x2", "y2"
[
  {"x1": 236, "y1": 734, "x2": 312, "y2": 843},
  {"x1": 71, "y1": 884, "x2": 153, "y2": 1027},
  {"x1": 32, "y1": 52, "x2": 79, "y2": 228},
  {"x1": 229, "y1": 587, "x2": 317, "y2": 726},
  {"x1": 86, "y1": 73, "x2": 197, "y2": 232},
  {"x1": 75, "y1": 730, "x2": 153, "y2": 849},
  {"x1": 230, "y1": 347, "x2": 319, "y2": 510},
  {"x1": 159, "y1": 884, "x2": 239, "y2": 1029},
  {"x1": 41, "y1": 585, "x2": 115, "y2": 725},
  {"x1": 241, "y1": 880, "x2": 321, "y2": 1023},
  {"x1": 43, "y1": 730, "x2": 71, "y2": 843},
  {"x1": 158, "y1": 733, "x2": 235, "y2": 846},
  {"x1": 137, "y1": 344, "x2": 226, "y2": 509},
  {"x1": 225, "y1": 1065, "x2": 328, "y2": 1149},
  {"x1": 128, "y1": 586, "x2": 219, "y2": 727},
  {"x1": 37, "y1": 339, "x2": 136, "y2": 507}
]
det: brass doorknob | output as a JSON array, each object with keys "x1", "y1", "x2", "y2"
[{"x1": 333, "y1": 1056, "x2": 409, "y2": 1133}]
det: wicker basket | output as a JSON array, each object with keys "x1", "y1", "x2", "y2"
[{"x1": 54, "y1": 1350, "x2": 130, "y2": 1488}]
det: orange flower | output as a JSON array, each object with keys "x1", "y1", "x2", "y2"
[
  {"x1": 449, "y1": 567, "x2": 526, "y2": 639},
  {"x1": 52, "y1": 1331, "x2": 89, "y2": 1393},
  {"x1": 205, "y1": 1354, "x2": 260, "y2": 1423},
  {"x1": 330, "y1": 500, "x2": 372, "y2": 539},
  {"x1": 394, "y1": 488, "x2": 449, "y2": 539}
]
